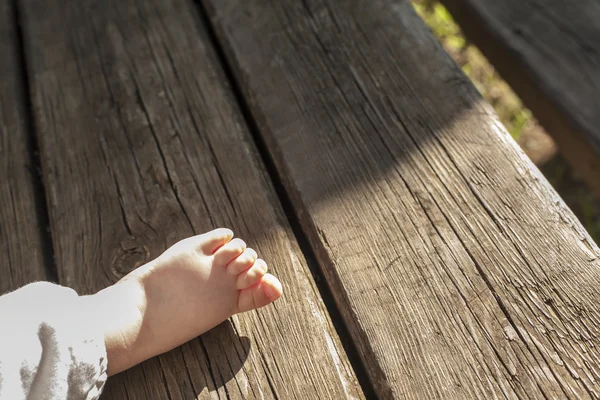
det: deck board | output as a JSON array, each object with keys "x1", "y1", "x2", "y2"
[
  {"x1": 440, "y1": 0, "x2": 600, "y2": 197},
  {"x1": 17, "y1": 0, "x2": 363, "y2": 398},
  {"x1": 204, "y1": 0, "x2": 600, "y2": 398},
  {"x1": 0, "y1": 1, "x2": 49, "y2": 293}
]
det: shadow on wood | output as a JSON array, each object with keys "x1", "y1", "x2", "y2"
[
  {"x1": 17, "y1": 0, "x2": 364, "y2": 398},
  {"x1": 11, "y1": 0, "x2": 600, "y2": 397},
  {"x1": 0, "y1": 0, "x2": 52, "y2": 293},
  {"x1": 103, "y1": 320, "x2": 251, "y2": 398},
  {"x1": 202, "y1": 0, "x2": 600, "y2": 398}
]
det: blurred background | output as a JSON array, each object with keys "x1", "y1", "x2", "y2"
[{"x1": 412, "y1": 0, "x2": 600, "y2": 242}]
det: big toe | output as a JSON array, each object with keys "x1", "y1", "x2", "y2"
[
  {"x1": 197, "y1": 228, "x2": 234, "y2": 254},
  {"x1": 237, "y1": 274, "x2": 283, "y2": 313}
]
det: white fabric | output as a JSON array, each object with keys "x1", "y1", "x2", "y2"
[{"x1": 0, "y1": 282, "x2": 107, "y2": 400}]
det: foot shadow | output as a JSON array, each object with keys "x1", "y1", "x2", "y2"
[{"x1": 102, "y1": 319, "x2": 251, "y2": 398}]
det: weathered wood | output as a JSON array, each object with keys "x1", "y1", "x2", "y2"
[
  {"x1": 18, "y1": 0, "x2": 363, "y2": 398},
  {"x1": 204, "y1": 0, "x2": 600, "y2": 398},
  {"x1": 440, "y1": 0, "x2": 600, "y2": 197},
  {"x1": 0, "y1": 1, "x2": 50, "y2": 294}
]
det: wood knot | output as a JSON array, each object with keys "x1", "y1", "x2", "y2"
[{"x1": 112, "y1": 239, "x2": 150, "y2": 279}]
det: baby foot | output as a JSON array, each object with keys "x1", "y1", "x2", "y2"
[{"x1": 87, "y1": 228, "x2": 283, "y2": 375}]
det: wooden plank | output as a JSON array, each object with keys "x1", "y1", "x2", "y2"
[
  {"x1": 203, "y1": 0, "x2": 600, "y2": 398},
  {"x1": 439, "y1": 0, "x2": 600, "y2": 197},
  {"x1": 18, "y1": 0, "x2": 364, "y2": 398},
  {"x1": 0, "y1": 0, "x2": 50, "y2": 294}
]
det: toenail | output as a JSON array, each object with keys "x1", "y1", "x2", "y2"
[
  {"x1": 264, "y1": 284, "x2": 277, "y2": 299},
  {"x1": 248, "y1": 248, "x2": 257, "y2": 257}
]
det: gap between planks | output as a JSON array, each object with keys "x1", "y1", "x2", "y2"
[{"x1": 192, "y1": 1, "x2": 377, "y2": 397}]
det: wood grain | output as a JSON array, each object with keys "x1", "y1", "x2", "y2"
[
  {"x1": 204, "y1": 0, "x2": 600, "y2": 398},
  {"x1": 0, "y1": 0, "x2": 50, "y2": 294},
  {"x1": 440, "y1": 0, "x2": 600, "y2": 197},
  {"x1": 18, "y1": 0, "x2": 363, "y2": 398}
]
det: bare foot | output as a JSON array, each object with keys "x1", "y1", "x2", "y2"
[{"x1": 85, "y1": 228, "x2": 283, "y2": 375}]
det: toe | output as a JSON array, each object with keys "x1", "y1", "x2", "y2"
[
  {"x1": 227, "y1": 248, "x2": 258, "y2": 276},
  {"x1": 236, "y1": 259, "x2": 267, "y2": 289},
  {"x1": 196, "y1": 228, "x2": 234, "y2": 254},
  {"x1": 213, "y1": 238, "x2": 246, "y2": 266},
  {"x1": 237, "y1": 274, "x2": 283, "y2": 313}
]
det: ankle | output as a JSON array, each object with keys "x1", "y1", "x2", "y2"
[{"x1": 83, "y1": 280, "x2": 147, "y2": 375}]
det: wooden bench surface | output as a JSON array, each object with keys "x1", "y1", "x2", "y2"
[
  {"x1": 15, "y1": 0, "x2": 363, "y2": 398},
  {"x1": 204, "y1": 0, "x2": 600, "y2": 397},
  {"x1": 441, "y1": 0, "x2": 600, "y2": 197},
  {"x1": 0, "y1": 0, "x2": 50, "y2": 293},
  {"x1": 1, "y1": 0, "x2": 600, "y2": 398}
]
